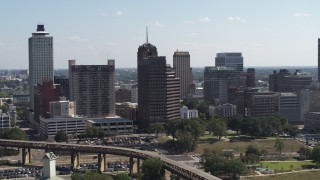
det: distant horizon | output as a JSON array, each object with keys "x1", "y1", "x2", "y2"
[{"x1": 0, "y1": 65, "x2": 318, "y2": 71}]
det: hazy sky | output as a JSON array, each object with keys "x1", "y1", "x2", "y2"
[{"x1": 0, "y1": 0, "x2": 319, "y2": 69}]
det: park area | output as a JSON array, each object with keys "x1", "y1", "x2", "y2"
[
  {"x1": 260, "y1": 161, "x2": 316, "y2": 171},
  {"x1": 242, "y1": 170, "x2": 320, "y2": 180},
  {"x1": 195, "y1": 137, "x2": 306, "y2": 155}
]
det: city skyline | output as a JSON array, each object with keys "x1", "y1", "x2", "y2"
[{"x1": 0, "y1": 0, "x2": 320, "y2": 69}]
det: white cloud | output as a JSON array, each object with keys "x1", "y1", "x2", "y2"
[
  {"x1": 294, "y1": 12, "x2": 301, "y2": 17},
  {"x1": 228, "y1": 16, "x2": 246, "y2": 22},
  {"x1": 294, "y1": 12, "x2": 311, "y2": 17},
  {"x1": 199, "y1": 17, "x2": 210, "y2": 23},
  {"x1": 113, "y1": 11, "x2": 124, "y2": 16},
  {"x1": 101, "y1": 12, "x2": 108, "y2": 17},
  {"x1": 152, "y1": 20, "x2": 165, "y2": 27},
  {"x1": 191, "y1": 32, "x2": 198, "y2": 37},
  {"x1": 69, "y1": 36, "x2": 87, "y2": 41},
  {"x1": 184, "y1": 20, "x2": 195, "y2": 24}
]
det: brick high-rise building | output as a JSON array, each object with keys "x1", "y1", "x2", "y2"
[
  {"x1": 29, "y1": 25, "x2": 54, "y2": 110},
  {"x1": 173, "y1": 51, "x2": 193, "y2": 100},
  {"x1": 137, "y1": 36, "x2": 180, "y2": 130},
  {"x1": 69, "y1": 60, "x2": 115, "y2": 118}
]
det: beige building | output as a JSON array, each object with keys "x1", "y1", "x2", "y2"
[
  {"x1": 69, "y1": 59, "x2": 115, "y2": 118},
  {"x1": 173, "y1": 51, "x2": 193, "y2": 100}
]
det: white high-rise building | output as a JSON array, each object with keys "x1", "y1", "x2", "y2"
[{"x1": 29, "y1": 24, "x2": 54, "y2": 110}]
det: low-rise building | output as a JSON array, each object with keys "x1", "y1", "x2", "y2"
[
  {"x1": 209, "y1": 103, "x2": 236, "y2": 118},
  {"x1": 13, "y1": 94, "x2": 30, "y2": 106},
  {"x1": 86, "y1": 116, "x2": 133, "y2": 136},
  {"x1": 180, "y1": 106, "x2": 198, "y2": 119},
  {"x1": 0, "y1": 110, "x2": 10, "y2": 129},
  {"x1": 304, "y1": 112, "x2": 320, "y2": 130}
]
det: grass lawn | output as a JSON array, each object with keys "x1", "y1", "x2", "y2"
[
  {"x1": 195, "y1": 139, "x2": 306, "y2": 155},
  {"x1": 243, "y1": 170, "x2": 320, "y2": 180},
  {"x1": 261, "y1": 161, "x2": 316, "y2": 171},
  {"x1": 199, "y1": 134, "x2": 218, "y2": 141}
]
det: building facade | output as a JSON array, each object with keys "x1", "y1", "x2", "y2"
[
  {"x1": 279, "y1": 93, "x2": 301, "y2": 124},
  {"x1": 204, "y1": 66, "x2": 237, "y2": 104},
  {"x1": 173, "y1": 51, "x2": 193, "y2": 100},
  {"x1": 29, "y1": 25, "x2": 54, "y2": 110},
  {"x1": 209, "y1": 103, "x2": 237, "y2": 118},
  {"x1": 0, "y1": 110, "x2": 10, "y2": 129},
  {"x1": 137, "y1": 39, "x2": 180, "y2": 129},
  {"x1": 86, "y1": 116, "x2": 133, "y2": 136},
  {"x1": 215, "y1": 53, "x2": 243, "y2": 85},
  {"x1": 180, "y1": 106, "x2": 198, "y2": 119},
  {"x1": 54, "y1": 75, "x2": 69, "y2": 100},
  {"x1": 69, "y1": 60, "x2": 115, "y2": 118}
]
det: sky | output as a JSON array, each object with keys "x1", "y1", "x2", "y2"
[{"x1": 0, "y1": 0, "x2": 320, "y2": 69}]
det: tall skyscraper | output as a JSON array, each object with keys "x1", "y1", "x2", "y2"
[
  {"x1": 137, "y1": 34, "x2": 180, "y2": 130},
  {"x1": 29, "y1": 24, "x2": 54, "y2": 109},
  {"x1": 215, "y1": 53, "x2": 243, "y2": 85},
  {"x1": 69, "y1": 60, "x2": 115, "y2": 118},
  {"x1": 173, "y1": 51, "x2": 193, "y2": 100},
  {"x1": 204, "y1": 66, "x2": 237, "y2": 104}
]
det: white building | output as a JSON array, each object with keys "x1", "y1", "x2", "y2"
[
  {"x1": 209, "y1": 103, "x2": 237, "y2": 118},
  {"x1": 29, "y1": 24, "x2": 54, "y2": 110},
  {"x1": 0, "y1": 110, "x2": 10, "y2": 129},
  {"x1": 180, "y1": 106, "x2": 198, "y2": 119},
  {"x1": 86, "y1": 116, "x2": 133, "y2": 136},
  {"x1": 40, "y1": 116, "x2": 86, "y2": 139},
  {"x1": 40, "y1": 99, "x2": 84, "y2": 139}
]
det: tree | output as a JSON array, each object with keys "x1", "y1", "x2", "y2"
[
  {"x1": 208, "y1": 118, "x2": 227, "y2": 140},
  {"x1": 229, "y1": 114, "x2": 242, "y2": 134},
  {"x1": 284, "y1": 124, "x2": 300, "y2": 137},
  {"x1": 203, "y1": 154, "x2": 225, "y2": 175},
  {"x1": 0, "y1": 127, "x2": 28, "y2": 140},
  {"x1": 182, "y1": 98, "x2": 199, "y2": 109},
  {"x1": 312, "y1": 146, "x2": 320, "y2": 167},
  {"x1": 54, "y1": 130, "x2": 68, "y2": 142},
  {"x1": 0, "y1": 105, "x2": 8, "y2": 113},
  {"x1": 244, "y1": 145, "x2": 260, "y2": 164},
  {"x1": 141, "y1": 157, "x2": 164, "y2": 180},
  {"x1": 298, "y1": 147, "x2": 311, "y2": 159},
  {"x1": 274, "y1": 138, "x2": 284, "y2": 154},
  {"x1": 197, "y1": 101, "x2": 210, "y2": 116},
  {"x1": 224, "y1": 159, "x2": 247, "y2": 179},
  {"x1": 149, "y1": 123, "x2": 165, "y2": 138},
  {"x1": 176, "y1": 131, "x2": 196, "y2": 152},
  {"x1": 114, "y1": 173, "x2": 130, "y2": 180}
]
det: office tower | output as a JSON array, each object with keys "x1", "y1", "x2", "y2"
[
  {"x1": 69, "y1": 60, "x2": 115, "y2": 118},
  {"x1": 215, "y1": 53, "x2": 243, "y2": 85},
  {"x1": 318, "y1": 38, "x2": 320, "y2": 82},
  {"x1": 34, "y1": 81, "x2": 60, "y2": 121},
  {"x1": 245, "y1": 91, "x2": 279, "y2": 118},
  {"x1": 137, "y1": 36, "x2": 180, "y2": 129},
  {"x1": 240, "y1": 68, "x2": 255, "y2": 88},
  {"x1": 173, "y1": 51, "x2": 193, "y2": 100},
  {"x1": 29, "y1": 25, "x2": 54, "y2": 110},
  {"x1": 269, "y1": 69, "x2": 312, "y2": 92},
  {"x1": 54, "y1": 75, "x2": 69, "y2": 100},
  {"x1": 279, "y1": 93, "x2": 300, "y2": 124},
  {"x1": 204, "y1": 66, "x2": 237, "y2": 104}
]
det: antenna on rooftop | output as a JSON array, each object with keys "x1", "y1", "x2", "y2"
[{"x1": 146, "y1": 26, "x2": 148, "y2": 43}]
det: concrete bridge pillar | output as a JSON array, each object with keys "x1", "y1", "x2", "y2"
[
  {"x1": 71, "y1": 151, "x2": 80, "y2": 169},
  {"x1": 129, "y1": 157, "x2": 133, "y2": 176},
  {"x1": 98, "y1": 153, "x2": 106, "y2": 173},
  {"x1": 22, "y1": 148, "x2": 31, "y2": 165},
  {"x1": 137, "y1": 158, "x2": 141, "y2": 174}
]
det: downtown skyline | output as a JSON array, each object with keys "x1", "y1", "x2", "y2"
[{"x1": 0, "y1": 0, "x2": 320, "y2": 69}]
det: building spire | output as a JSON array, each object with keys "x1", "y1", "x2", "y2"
[{"x1": 146, "y1": 26, "x2": 148, "y2": 43}]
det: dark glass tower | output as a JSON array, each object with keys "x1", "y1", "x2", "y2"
[{"x1": 137, "y1": 30, "x2": 180, "y2": 130}]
